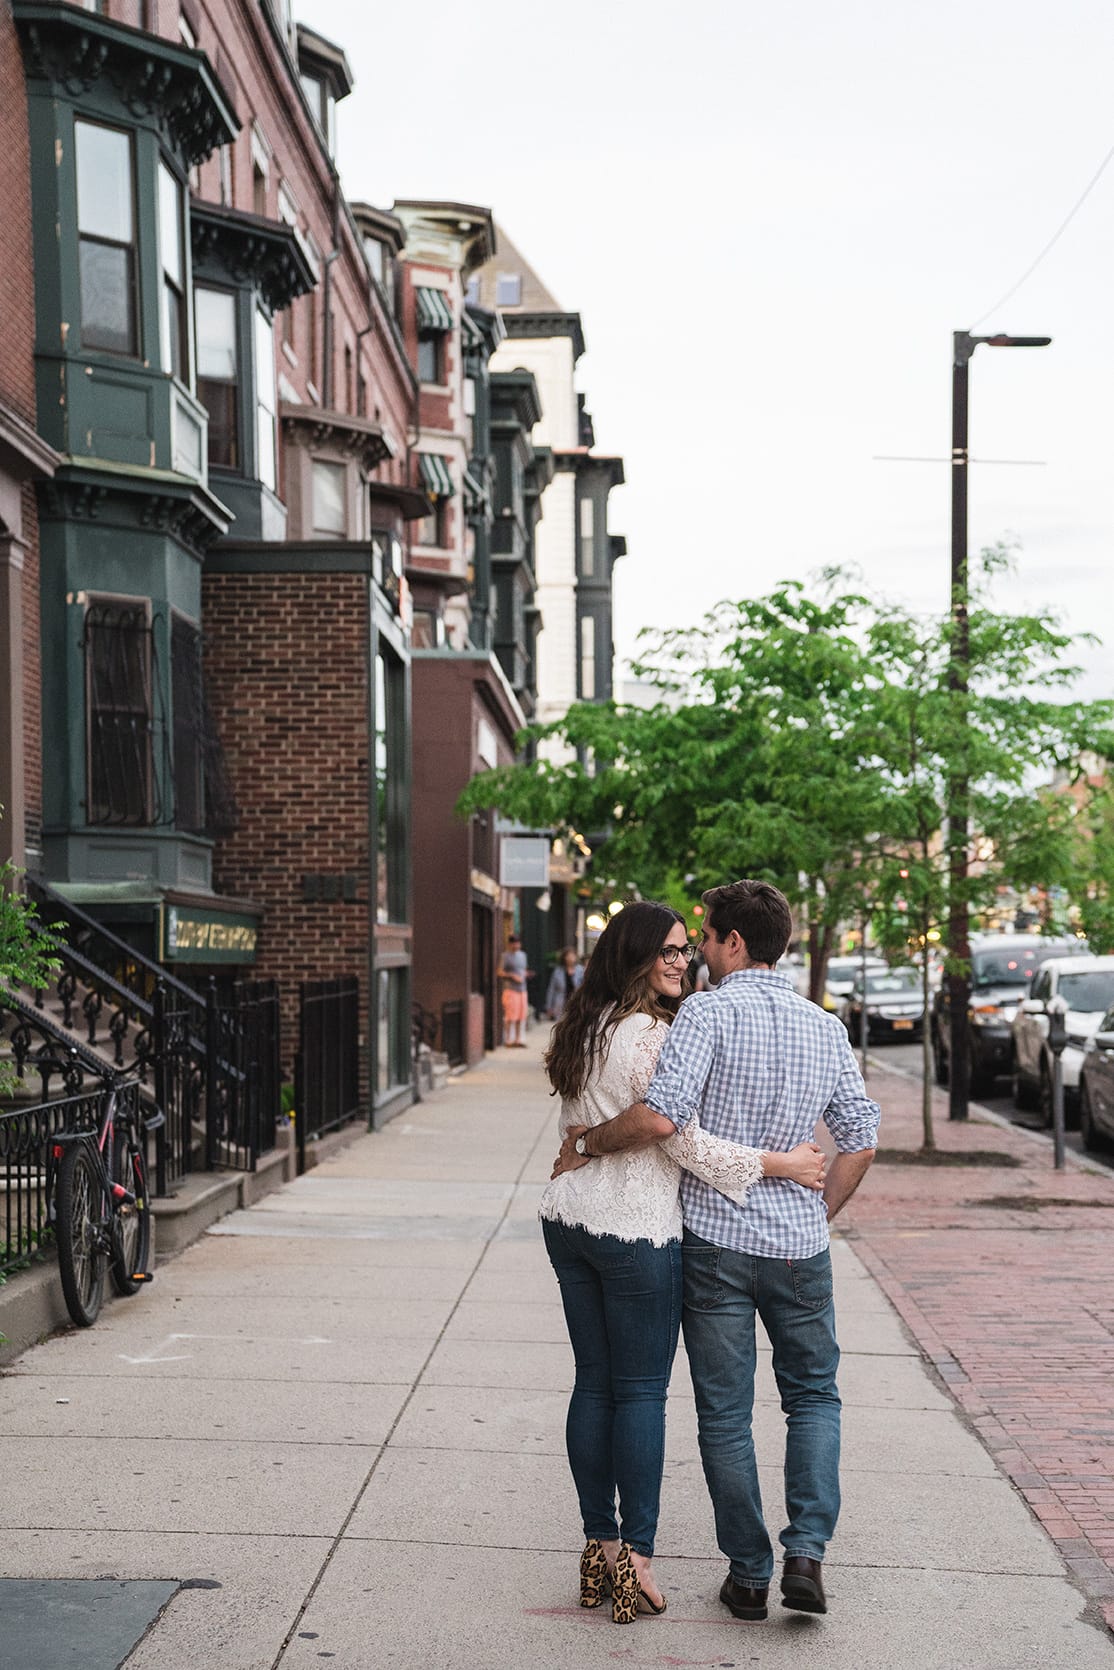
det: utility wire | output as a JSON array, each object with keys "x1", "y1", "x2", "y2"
[{"x1": 968, "y1": 136, "x2": 1114, "y2": 329}]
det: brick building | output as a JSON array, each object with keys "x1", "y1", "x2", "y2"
[{"x1": 0, "y1": 2, "x2": 57, "y2": 874}]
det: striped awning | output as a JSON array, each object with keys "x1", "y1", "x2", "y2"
[
  {"x1": 416, "y1": 287, "x2": 453, "y2": 333},
  {"x1": 418, "y1": 453, "x2": 454, "y2": 498}
]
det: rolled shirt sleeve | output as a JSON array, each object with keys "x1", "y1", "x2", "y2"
[
  {"x1": 823, "y1": 1030, "x2": 882, "y2": 1152},
  {"x1": 644, "y1": 1002, "x2": 716, "y2": 1132}
]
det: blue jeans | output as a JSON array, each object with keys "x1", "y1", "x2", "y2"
[
  {"x1": 682, "y1": 1230, "x2": 841, "y2": 1585},
  {"x1": 543, "y1": 1218, "x2": 682, "y2": 1556}
]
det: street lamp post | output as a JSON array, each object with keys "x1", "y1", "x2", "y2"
[{"x1": 947, "y1": 330, "x2": 1051, "y2": 1121}]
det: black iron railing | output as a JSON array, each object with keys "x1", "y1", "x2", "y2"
[
  {"x1": 0, "y1": 1082, "x2": 142, "y2": 1278},
  {"x1": 208, "y1": 979, "x2": 282, "y2": 1174},
  {"x1": 296, "y1": 977, "x2": 360, "y2": 1174}
]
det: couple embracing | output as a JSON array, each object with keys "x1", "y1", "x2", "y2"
[{"x1": 539, "y1": 879, "x2": 880, "y2": 1625}]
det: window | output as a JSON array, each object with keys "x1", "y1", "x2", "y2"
[
  {"x1": 579, "y1": 496, "x2": 595, "y2": 575},
  {"x1": 195, "y1": 287, "x2": 239, "y2": 469},
  {"x1": 495, "y1": 272, "x2": 521, "y2": 307},
  {"x1": 75, "y1": 121, "x2": 137, "y2": 356},
  {"x1": 374, "y1": 645, "x2": 407, "y2": 927},
  {"x1": 300, "y1": 71, "x2": 335, "y2": 151},
  {"x1": 84, "y1": 599, "x2": 154, "y2": 826},
  {"x1": 171, "y1": 614, "x2": 203, "y2": 833},
  {"x1": 251, "y1": 125, "x2": 270, "y2": 218},
  {"x1": 254, "y1": 309, "x2": 277, "y2": 491},
  {"x1": 416, "y1": 501, "x2": 444, "y2": 547},
  {"x1": 178, "y1": 13, "x2": 196, "y2": 46},
  {"x1": 364, "y1": 236, "x2": 383, "y2": 286},
  {"x1": 580, "y1": 614, "x2": 596, "y2": 700},
  {"x1": 417, "y1": 333, "x2": 442, "y2": 385},
  {"x1": 312, "y1": 459, "x2": 346, "y2": 534},
  {"x1": 218, "y1": 143, "x2": 233, "y2": 207},
  {"x1": 410, "y1": 609, "x2": 444, "y2": 649},
  {"x1": 158, "y1": 163, "x2": 187, "y2": 381}
]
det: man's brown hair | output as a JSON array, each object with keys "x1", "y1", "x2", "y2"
[{"x1": 702, "y1": 879, "x2": 793, "y2": 966}]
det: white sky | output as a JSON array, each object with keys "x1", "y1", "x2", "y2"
[{"x1": 309, "y1": 0, "x2": 1114, "y2": 701}]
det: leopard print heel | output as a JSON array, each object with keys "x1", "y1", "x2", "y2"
[
  {"x1": 611, "y1": 1544, "x2": 639, "y2": 1624},
  {"x1": 579, "y1": 1539, "x2": 609, "y2": 1608}
]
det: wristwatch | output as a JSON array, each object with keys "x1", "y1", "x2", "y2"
[{"x1": 574, "y1": 1133, "x2": 591, "y2": 1158}]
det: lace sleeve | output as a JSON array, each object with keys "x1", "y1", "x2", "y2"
[
  {"x1": 661, "y1": 1111, "x2": 765, "y2": 1204},
  {"x1": 630, "y1": 1019, "x2": 668, "y2": 1104}
]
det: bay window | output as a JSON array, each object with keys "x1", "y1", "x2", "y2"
[
  {"x1": 158, "y1": 162, "x2": 187, "y2": 380},
  {"x1": 75, "y1": 120, "x2": 137, "y2": 356},
  {"x1": 195, "y1": 287, "x2": 239, "y2": 468}
]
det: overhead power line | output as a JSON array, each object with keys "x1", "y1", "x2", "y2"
[{"x1": 968, "y1": 136, "x2": 1114, "y2": 330}]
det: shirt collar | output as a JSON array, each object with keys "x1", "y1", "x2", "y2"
[{"x1": 717, "y1": 967, "x2": 794, "y2": 990}]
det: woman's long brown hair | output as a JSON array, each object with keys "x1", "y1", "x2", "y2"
[{"x1": 544, "y1": 901, "x2": 687, "y2": 1102}]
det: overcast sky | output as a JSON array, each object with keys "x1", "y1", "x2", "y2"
[{"x1": 309, "y1": 0, "x2": 1114, "y2": 700}]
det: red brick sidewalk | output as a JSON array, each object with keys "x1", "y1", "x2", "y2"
[{"x1": 844, "y1": 1060, "x2": 1114, "y2": 1629}]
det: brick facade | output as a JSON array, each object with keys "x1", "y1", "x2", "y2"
[{"x1": 204, "y1": 569, "x2": 372, "y2": 1093}]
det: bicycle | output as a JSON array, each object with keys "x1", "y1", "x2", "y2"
[{"x1": 51, "y1": 1073, "x2": 161, "y2": 1328}]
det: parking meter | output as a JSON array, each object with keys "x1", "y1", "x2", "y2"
[{"x1": 1047, "y1": 995, "x2": 1068, "y2": 1169}]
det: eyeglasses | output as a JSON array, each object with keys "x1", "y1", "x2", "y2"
[{"x1": 659, "y1": 943, "x2": 697, "y2": 966}]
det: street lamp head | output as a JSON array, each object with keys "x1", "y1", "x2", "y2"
[{"x1": 983, "y1": 334, "x2": 1052, "y2": 348}]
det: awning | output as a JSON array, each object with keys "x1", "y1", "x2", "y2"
[
  {"x1": 416, "y1": 287, "x2": 453, "y2": 333},
  {"x1": 462, "y1": 465, "x2": 488, "y2": 515},
  {"x1": 418, "y1": 453, "x2": 454, "y2": 498}
]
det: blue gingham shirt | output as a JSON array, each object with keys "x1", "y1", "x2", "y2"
[{"x1": 645, "y1": 969, "x2": 880, "y2": 1258}]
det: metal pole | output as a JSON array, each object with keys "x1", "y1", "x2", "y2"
[
  {"x1": 947, "y1": 332, "x2": 973, "y2": 1120},
  {"x1": 1048, "y1": 996, "x2": 1067, "y2": 1170},
  {"x1": 859, "y1": 916, "x2": 869, "y2": 1079}
]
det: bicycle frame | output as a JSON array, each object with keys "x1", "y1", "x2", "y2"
[{"x1": 50, "y1": 1081, "x2": 160, "y2": 1272}]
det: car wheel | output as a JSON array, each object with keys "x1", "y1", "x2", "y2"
[
  {"x1": 1013, "y1": 1069, "x2": 1040, "y2": 1113},
  {"x1": 1080, "y1": 1083, "x2": 1110, "y2": 1153}
]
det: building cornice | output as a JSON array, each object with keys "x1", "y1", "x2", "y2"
[
  {"x1": 14, "y1": 1, "x2": 239, "y2": 167},
  {"x1": 191, "y1": 202, "x2": 316, "y2": 313},
  {"x1": 280, "y1": 403, "x2": 395, "y2": 472},
  {"x1": 553, "y1": 449, "x2": 625, "y2": 487},
  {"x1": 0, "y1": 399, "x2": 59, "y2": 482},
  {"x1": 38, "y1": 461, "x2": 231, "y2": 560},
  {"x1": 502, "y1": 311, "x2": 586, "y2": 362}
]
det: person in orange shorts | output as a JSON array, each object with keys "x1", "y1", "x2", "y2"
[{"x1": 500, "y1": 934, "x2": 533, "y2": 1046}]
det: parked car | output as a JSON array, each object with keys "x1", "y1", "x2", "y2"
[
  {"x1": 840, "y1": 966, "x2": 925, "y2": 1044},
  {"x1": 1012, "y1": 956, "x2": 1114, "y2": 1123},
  {"x1": 1079, "y1": 1008, "x2": 1114, "y2": 1151},
  {"x1": 931, "y1": 934, "x2": 1089, "y2": 1098},
  {"x1": 822, "y1": 955, "x2": 887, "y2": 1013}
]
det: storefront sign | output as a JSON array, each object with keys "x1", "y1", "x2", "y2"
[
  {"x1": 160, "y1": 904, "x2": 259, "y2": 964},
  {"x1": 499, "y1": 837, "x2": 550, "y2": 889}
]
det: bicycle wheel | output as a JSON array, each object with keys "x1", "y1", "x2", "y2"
[
  {"x1": 56, "y1": 1143, "x2": 108, "y2": 1328},
  {"x1": 110, "y1": 1136, "x2": 152, "y2": 1297}
]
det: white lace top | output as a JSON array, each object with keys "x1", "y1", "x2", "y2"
[{"x1": 538, "y1": 1011, "x2": 766, "y2": 1248}]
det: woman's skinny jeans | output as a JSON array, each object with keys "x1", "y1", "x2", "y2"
[{"x1": 543, "y1": 1218, "x2": 682, "y2": 1556}]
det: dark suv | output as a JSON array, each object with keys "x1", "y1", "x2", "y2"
[{"x1": 931, "y1": 935, "x2": 1089, "y2": 1098}]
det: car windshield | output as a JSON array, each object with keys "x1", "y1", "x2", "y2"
[
  {"x1": 972, "y1": 946, "x2": 1077, "y2": 988},
  {"x1": 829, "y1": 959, "x2": 883, "y2": 979},
  {"x1": 1057, "y1": 972, "x2": 1114, "y2": 1012},
  {"x1": 864, "y1": 970, "x2": 920, "y2": 995}
]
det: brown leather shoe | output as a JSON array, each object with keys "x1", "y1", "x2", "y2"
[
  {"x1": 781, "y1": 1555, "x2": 826, "y2": 1614},
  {"x1": 719, "y1": 1573, "x2": 769, "y2": 1620}
]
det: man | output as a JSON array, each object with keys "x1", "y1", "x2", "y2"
[
  {"x1": 499, "y1": 933, "x2": 532, "y2": 1047},
  {"x1": 559, "y1": 879, "x2": 879, "y2": 1620}
]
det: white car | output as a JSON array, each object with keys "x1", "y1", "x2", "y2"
[
  {"x1": 822, "y1": 955, "x2": 887, "y2": 1013},
  {"x1": 1011, "y1": 955, "x2": 1114, "y2": 1121}
]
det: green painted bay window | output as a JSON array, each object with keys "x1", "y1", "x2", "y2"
[
  {"x1": 158, "y1": 162, "x2": 188, "y2": 381},
  {"x1": 195, "y1": 286, "x2": 239, "y2": 468},
  {"x1": 75, "y1": 120, "x2": 138, "y2": 357}
]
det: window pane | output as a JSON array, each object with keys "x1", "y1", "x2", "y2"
[
  {"x1": 79, "y1": 240, "x2": 135, "y2": 354},
  {"x1": 75, "y1": 122, "x2": 132, "y2": 241},
  {"x1": 158, "y1": 163, "x2": 183, "y2": 282},
  {"x1": 417, "y1": 335, "x2": 440, "y2": 384},
  {"x1": 199, "y1": 379, "x2": 238, "y2": 468},
  {"x1": 580, "y1": 615, "x2": 596, "y2": 700},
  {"x1": 495, "y1": 273, "x2": 521, "y2": 306},
  {"x1": 254, "y1": 309, "x2": 276, "y2": 490},
  {"x1": 312, "y1": 459, "x2": 346, "y2": 533},
  {"x1": 196, "y1": 288, "x2": 237, "y2": 379},
  {"x1": 364, "y1": 236, "x2": 383, "y2": 284},
  {"x1": 85, "y1": 600, "x2": 152, "y2": 826}
]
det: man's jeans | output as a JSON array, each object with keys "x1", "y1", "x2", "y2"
[
  {"x1": 543, "y1": 1219, "x2": 682, "y2": 1555},
  {"x1": 682, "y1": 1230, "x2": 841, "y2": 1585}
]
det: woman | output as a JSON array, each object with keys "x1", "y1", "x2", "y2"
[
  {"x1": 539, "y1": 901, "x2": 825, "y2": 1624},
  {"x1": 545, "y1": 946, "x2": 584, "y2": 1020}
]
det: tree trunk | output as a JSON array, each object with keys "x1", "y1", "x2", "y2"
[{"x1": 920, "y1": 926, "x2": 935, "y2": 1151}]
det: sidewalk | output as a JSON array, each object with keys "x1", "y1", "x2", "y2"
[{"x1": 0, "y1": 1037, "x2": 1111, "y2": 1668}]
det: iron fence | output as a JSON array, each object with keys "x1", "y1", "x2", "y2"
[
  {"x1": 0, "y1": 1082, "x2": 140, "y2": 1278},
  {"x1": 296, "y1": 977, "x2": 360, "y2": 1174},
  {"x1": 207, "y1": 979, "x2": 282, "y2": 1173}
]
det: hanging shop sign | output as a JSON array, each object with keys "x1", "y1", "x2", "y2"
[{"x1": 499, "y1": 837, "x2": 550, "y2": 889}]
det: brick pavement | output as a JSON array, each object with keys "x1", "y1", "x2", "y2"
[{"x1": 845, "y1": 1060, "x2": 1114, "y2": 1629}]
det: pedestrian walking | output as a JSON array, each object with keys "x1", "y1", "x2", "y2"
[
  {"x1": 499, "y1": 933, "x2": 532, "y2": 1047},
  {"x1": 541, "y1": 901, "x2": 826, "y2": 1623},
  {"x1": 544, "y1": 946, "x2": 583, "y2": 1019},
  {"x1": 555, "y1": 878, "x2": 879, "y2": 1622}
]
